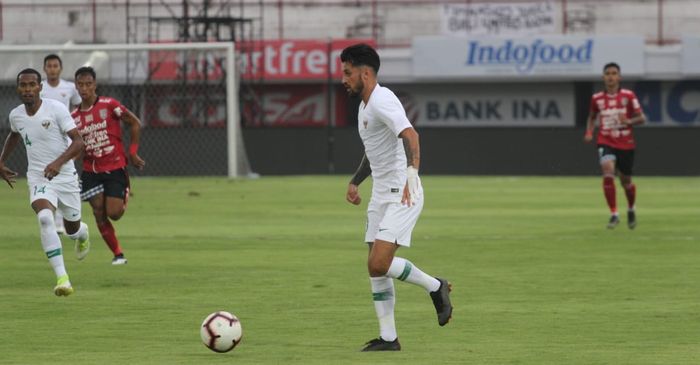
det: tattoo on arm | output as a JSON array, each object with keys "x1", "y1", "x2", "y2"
[
  {"x1": 401, "y1": 135, "x2": 420, "y2": 168},
  {"x1": 402, "y1": 138, "x2": 413, "y2": 167},
  {"x1": 350, "y1": 154, "x2": 371, "y2": 186}
]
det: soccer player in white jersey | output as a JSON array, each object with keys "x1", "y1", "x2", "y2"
[
  {"x1": 0, "y1": 68, "x2": 91, "y2": 297},
  {"x1": 341, "y1": 44, "x2": 453, "y2": 351},
  {"x1": 41, "y1": 54, "x2": 82, "y2": 234}
]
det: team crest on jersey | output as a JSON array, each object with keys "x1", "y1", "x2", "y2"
[
  {"x1": 621, "y1": 98, "x2": 628, "y2": 106},
  {"x1": 41, "y1": 120, "x2": 51, "y2": 129},
  {"x1": 363, "y1": 119, "x2": 368, "y2": 129},
  {"x1": 99, "y1": 109, "x2": 108, "y2": 120}
]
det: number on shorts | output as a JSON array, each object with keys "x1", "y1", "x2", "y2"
[{"x1": 34, "y1": 185, "x2": 46, "y2": 195}]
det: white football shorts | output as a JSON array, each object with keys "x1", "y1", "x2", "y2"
[
  {"x1": 27, "y1": 176, "x2": 82, "y2": 221},
  {"x1": 365, "y1": 195, "x2": 424, "y2": 247}
]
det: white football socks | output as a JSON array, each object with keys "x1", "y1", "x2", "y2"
[
  {"x1": 387, "y1": 257, "x2": 440, "y2": 292},
  {"x1": 37, "y1": 209, "x2": 67, "y2": 278},
  {"x1": 370, "y1": 276, "x2": 397, "y2": 342}
]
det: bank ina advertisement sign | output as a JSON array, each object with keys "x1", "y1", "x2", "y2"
[
  {"x1": 393, "y1": 83, "x2": 574, "y2": 127},
  {"x1": 413, "y1": 35, "x2": 644, "y2": 78}
]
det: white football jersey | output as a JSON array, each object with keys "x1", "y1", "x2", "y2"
[
  {"x1": 357, "y1": 84, "x2": 413, "y2": 202},
  {"x1": 40, "y1": 79, "x2": 81, "y2": 109},
  {"x1": 9, "y1": 98, "x2": 78, "y2": 183}
]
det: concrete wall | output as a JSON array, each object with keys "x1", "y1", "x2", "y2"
[{"x1": 1, "y1": 1, "x2": 700, "y2": 46}]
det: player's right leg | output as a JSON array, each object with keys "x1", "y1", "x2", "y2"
[
  {"x1": 102, "y1": 169, "x2": 129, "y2": 265},
  {"x1": 88, "y1": 193, "x2": 126, "y2": 264},
  {"x1": 598, "y1": 146, "x2": 619, "y2": 228},
  {"x1": 362, "y1": 203, "x2": 400, "y2": 351},
  {"x1": 365, "y1": 240, "x2": 400, "y2": 351},
  {"x1": 30, "y1": 196, "x2": 72, "y2": 296},
  {"x1": 82, "y1": 171, "x2": 126, "y2": 265}
]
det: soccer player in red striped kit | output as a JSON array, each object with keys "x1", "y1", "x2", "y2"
[
  {"x1": 584, "y1": 62, "x2": 646, "y2": 229},
  {"x1": 72, "y1": 66, "x2": 146, "y2": 264}
]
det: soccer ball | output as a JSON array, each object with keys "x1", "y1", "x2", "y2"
[{"x1": 200, "y1": 311, "x2": 243, "y2": 353}]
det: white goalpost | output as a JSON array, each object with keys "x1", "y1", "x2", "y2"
[{"x1": 0, "y1": 42, "x2": 253, "y2": 178}]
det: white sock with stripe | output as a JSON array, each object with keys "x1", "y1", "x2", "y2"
[
  {"x1": 387, "y1": 257, "x2": 440, "y2": 292},
  {"x1": 370, "y1": 276, "x2": 397, "y2": 341},
  {"x1": 37, "y1": 209, "x2": 67, "y2": 278}
]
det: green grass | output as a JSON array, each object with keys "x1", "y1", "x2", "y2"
[{"x1": 0, "y1": 176, "x2": 699, "y2": 364}]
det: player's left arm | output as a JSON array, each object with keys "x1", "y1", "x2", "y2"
[
  {"x1": 399, "y1": 127, "x2": 420, "y2": 170},
  {"x1": 619, "y1": 109, "x2": 646, "y2": 126},
  {"x1": 399, "y1": 127, "x2": 421, "y2": 205},
  {"x1": 121, "y1": 107, "x2": 146, "y2": 170},
  {"x1": 619, "y1": 94, "x2": 646, "y2": 126},
  {"x1": 44, "y1": 128, "x2": 84, "y2": 180}
]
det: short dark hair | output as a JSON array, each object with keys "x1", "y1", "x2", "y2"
[
  {"x1": 603, "y1": 62, "x2": 620, "y2": 73},
  {"x1": 44, "y1": 54, "x2": 63, "y2": 67},
  {"x1": 75, "y1": 66, "x2": 96, "y2": 80},
  {"x1": 17, "y1": 68, "x2": 42, "y2": 85},
  {"x1": 340, "y1": 43, "x2": 380, "y2": 74}
]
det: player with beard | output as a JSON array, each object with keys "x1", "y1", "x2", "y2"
[{"x1": 341, "y1": 43, "x2": 453, "y2": 352}]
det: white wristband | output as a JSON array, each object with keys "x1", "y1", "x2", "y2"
[{"x1": 406, "y1": 166, "x2": 422, "y2": 202}]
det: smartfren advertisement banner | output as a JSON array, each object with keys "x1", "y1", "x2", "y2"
[
  {"x1": 392, "y1": 83, "x2": 574, "y2": 127},
  {"x1": 413, "y1": 35, "x2": 644, "y2": 78}
]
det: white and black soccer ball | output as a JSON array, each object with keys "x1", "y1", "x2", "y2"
[{"x1": 200, "y1": 311, "x2": 243, "y2": 353}]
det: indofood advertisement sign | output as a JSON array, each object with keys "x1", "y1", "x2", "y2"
[{"x1": 413, "y1": 35, "x2": 644, "y2": 78}]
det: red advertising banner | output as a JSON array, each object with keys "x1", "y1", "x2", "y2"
[
  {"x1": 145, "y1": 85, "x2": 227, "y2": 128},
  {"x1": 242, "y1": 84, "x2": 351, "y2": 127},
  {"x1": 149, "y1": 39, "x2": 374, "y2": 81},
  {"x1": 238, "y1": 39, "x2": 374, "y2": 80},
  {"x1": 149, "y1": 50, "x2": 226, "y2": 81},
  {"x1": 144, "y1": 84, "x2": 352, "y2": 128}
]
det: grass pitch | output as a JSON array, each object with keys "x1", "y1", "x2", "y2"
[{"x1": 0, "y1": 176, "x2": 698, "y2": 365}]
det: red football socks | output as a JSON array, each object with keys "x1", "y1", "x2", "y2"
[
  {"x1": 603, "y1": 177, "x2": 617, "y2": 214},
  {"x1": 623, "y1": 183, "x2": 636, "y2": 210},
  {"x1": 98, "y1": 220, "x2": 122, "y2": 256}
]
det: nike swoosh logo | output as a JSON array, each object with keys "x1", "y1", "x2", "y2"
[
  {"x1": 378, "y1": 228, "x2": 388, "y2": 232},
  {"x1": 19, "y1": 127, "x2": 24, "y2": 131}
]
